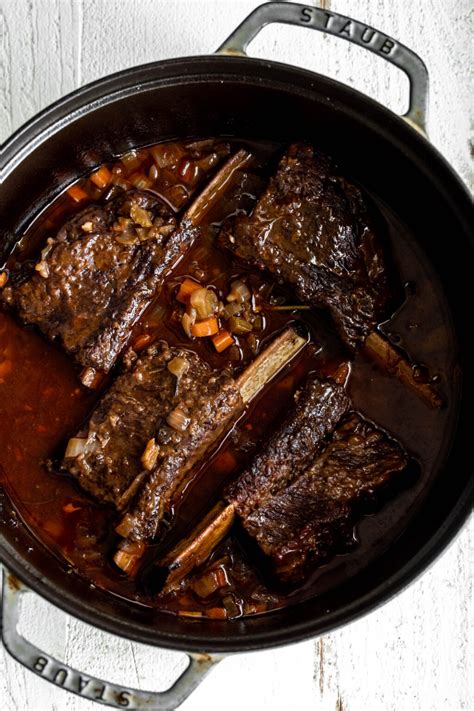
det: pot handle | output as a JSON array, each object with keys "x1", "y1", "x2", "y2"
[
  {"x1": 1, "y1": 573, "x2": 221, "y2": 710},
  {"x1": 216, "y1": 1, "x2": 429, "y2": 134}
]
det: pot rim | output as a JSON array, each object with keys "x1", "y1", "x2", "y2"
[
  {"x1": 2, "y1": 53, "x2": 472, "y2": 221},
  {"x1": 1, "y1": 492, "x2": 472, "y2": 653},
  {"x1": 1, "y1": 53, "x2": 473, "y2": 653}
]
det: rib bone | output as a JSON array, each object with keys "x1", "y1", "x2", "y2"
[
  {"x1": 237, "y1": 325, "x2": 308, "y2": 403},
  {"x1": 218, "y1": 144, "x2": 441, "y2": 409},
  {"x1": 185, "y1": 149, "x2": 254, "y2": 226},
  {"x1": 364, "y1": 332, "x2": 442, "y2": 408},
  {"x1": 158, "y1": 362, "x2": 351, "y2": 593},
  {"x1": 114, "y1": 326, "x2": 306, "y2": 574},
  {"x1": 160, "y1": 502, "x2": 235, "y2": 592}
]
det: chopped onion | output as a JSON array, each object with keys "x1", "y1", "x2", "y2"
[
  {"x1": 81, "y1": 221, "x2": 94, "y2": 233},
  {"x1": 226, "y1": 280, "x2": 251, "y2": 303},
  {"x1": 65, "y1": 437, "x2": 87, "y2": 458},
  {"x1": 85, "y1": 437, "x2": 98, "y2": 454},
  {"x1": 189, "y1": 287, "x2": 211, "y2": 318},
  {"x1": 222, "y1": 302, "x2": 241, "y2": 319},
  {"x1": 144, "y1": 225, "x2": 174, "y2": 240},
  {"x1": 115, "y1": 233, "x2": 138, "y2": 246},
  {"x1": 156, "y1": 224, "x2": 175, "y2": 236},
  {"x1": 181, "y1": 311, "x2": 196, "y2": 338},
  {"x1": 130, "y1": 203, "x2": 153, "y2": 227},
  {"x1": 141, "y1": 438, "x2": 160, "y2": 471},
  {"x1": 40, "y1": 238, "x2": 55, "y2": 261},
  {"x1": 121, "y1": 151, "x2": 143, "y2": 171},
  {"x1": 167, "y1": 406, "x2": 190, "y2": 432},
  {"x1": 167, "y1": 356, "x2": 189, "y2": 378},
  {"x1": 150, "y1": 142, "x2": 185, "y2": 168},
  {"x1": 112, "y1": 217, "x2": 133, "y2": 232},
  {"x1": 136, "y1": 227, "x2": 151, "y2": 241},
  {"x1": 190, "y1": 287, "x2": 218, "y2": 320},
  {"x1": 228, "y1": 316, "x2": 253, "y2": 335},
  {"x1": 129, "y1": 173, "x2": 152, "y2": 190},
  {"x1": 116, "y1": 471, "x2": 147, "y2": 511},
  {"x1": 35, "y1": 260, "x2": 49, "y2": 278},
  {"x1": 148, "y1": 163, "x2": 159, "y2": 181}
]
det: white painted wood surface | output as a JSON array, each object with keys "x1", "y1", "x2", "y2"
[{"x1": 0, "y1": 1, "x2": 472, "y2": 709}]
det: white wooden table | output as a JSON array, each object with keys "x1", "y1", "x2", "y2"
[{"x1": 1, "y1": 1, "x2": 472, "y2": 709}]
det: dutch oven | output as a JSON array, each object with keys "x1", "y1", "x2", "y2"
[{"x1": 0, "y1": 3, "x2": 472, "y2": 709}]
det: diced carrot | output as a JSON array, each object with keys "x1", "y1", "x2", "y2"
[
  {"x1": 191, "y1": 317, "x2": 219, "y2": 337},
  {"x1": 206, "y1": 607, "x2": 227, "y2": 620},
  {"x1": 212, "y1": 329, "x2": 234, "y2": 352},
  {"x1": 90, "y1": 165, "x2": 112, "y2": 189},
  {"x1": 35, "y1": 424, "x2": 48, "y2": 434},
  {"x1": 67, "y1": 184, "x2": 88, "y2": 203},
  {"x1": 214, "y1": 567, "x2": 229, "y2": 588},
  {"x1": 132, "y1": 333, "x2": 155, "y2": 351},
  {"x1": 176, "y1": 278, "x2": 201, "y2": 303},
  {"x1": 63, "y1": 502, "x2": 82, "y2": 514},
  {"x1": 0, "y1": 272, "x2": 8, "y2": 288}
]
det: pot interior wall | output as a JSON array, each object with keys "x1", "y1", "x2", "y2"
[{"x1": 1, "y1": 57, "x2": 472, "y2": 652}]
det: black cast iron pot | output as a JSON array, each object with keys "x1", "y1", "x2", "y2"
[{"x1": 1, "y1": 4, "x2": 473, "y2": 709}]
